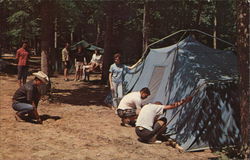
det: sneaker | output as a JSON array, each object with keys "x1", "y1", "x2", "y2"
[
  {"x1": 148, "y1": 140, "x2": 162, "y2": 144},
  {"x1": 120, "y1": 123, "x2": 130, "y2": 127},
  {"x1": 154, "y1": 140, "x2": 162, "y2": 144}
]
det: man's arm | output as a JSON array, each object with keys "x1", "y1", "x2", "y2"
[
  {"x1": 163, "y1": 96, "x2": 193, "y2": 110},
  {"x1": 109, "y1": 72, "x2": 113, "y2": 91},
  {"x1": 16, "y1": 51, "x2": 19, "y2": 62},
  {"x1": 32, "y1": 101, "x2": 42, "y2": 124},
  {"x1": 127, "y1": 58, "x2": 142, "y2": 70},
  {"x1": 62, "y1": 49, "x2": 66, "y2": 62}
]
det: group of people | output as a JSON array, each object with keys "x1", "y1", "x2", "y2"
[
  {"x1": 115, "y1": 87, "x2": 192, "y2": 144},
  {"x1": 13, "y1": 41, "x2": 193, "y2": 144},
  {"x1": 12, "y1": 41, "x2": 103, "y2": 124},
  {"x1": 62, "y1": 42, "x2": 103, "y2": 82}
]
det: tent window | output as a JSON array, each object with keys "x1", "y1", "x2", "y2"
[{"x1": 147, "y1": 66, "x2": 166, "y2": 101}]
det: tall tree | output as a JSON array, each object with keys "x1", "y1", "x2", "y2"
[
  {"x1": 236, "y1": 0, "x2": 249, "y2": 158},
  {"x1": 102, "y1": 1, "x2": 115, "y2": 82},
  {"x1": 213, "y1": 0, "x2": 217, "y2": 49},
  {"x1": 40, "y1": 0, "x2": 54, "y2": 75},
  {"x1": 142, "y1": 0, "x2": 150, "y2": 52}
]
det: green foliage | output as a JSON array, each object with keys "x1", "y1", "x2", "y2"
[{"x1": 1, "y1": 0, "x2": 236, "y2": 54}]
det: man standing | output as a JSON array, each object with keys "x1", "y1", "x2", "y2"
[
  {"x1": 62, "y1": 42, "x2": 70, "y2": 81},
  {"x1": 117, "y1": 87, "x2": 151, "y2": 127},
  {"x1": 16, "y1": 41, "x2": 30, "y2": 87},
  {"x1": 135, "y1": 96, "x2": 193, "y2": 143},
  {"x1": 12, "y1": 71, "x2": 49, "y2": 124}
]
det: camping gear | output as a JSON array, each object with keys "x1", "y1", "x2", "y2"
[{"x1": 123, "y1": 31, "x2": 240, "y2": 151}]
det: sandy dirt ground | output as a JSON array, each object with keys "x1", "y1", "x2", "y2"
[{"x1": 0, "y1": 63, "x2": 218, "y2": 160}]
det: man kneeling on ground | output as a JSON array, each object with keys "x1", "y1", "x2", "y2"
[
  {"x1": 117, "y1": 87, "x2": 151, "y2": 127},
  {"x1": 12, "y1": 71, "x2": 49, "y2": 124},
  {"x1": 135, "y1": 96, "x2": 193, "y2": 143}
]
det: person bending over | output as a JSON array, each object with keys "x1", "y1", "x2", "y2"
[
  {"x1": 12, "y1": 71, "x2": 49, "y2": 124},
  {"x1": 135, "y1": 96, "x2": 193, "y2": 143},
  {"x1": 117, "y1": 87, "x2": 150, "y2": 127}
]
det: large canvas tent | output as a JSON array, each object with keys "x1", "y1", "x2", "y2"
[{"x1": 123, "y1": 36, "x2": 240, "y2": 151}]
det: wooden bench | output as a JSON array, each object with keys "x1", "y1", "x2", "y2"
[{"x1": 84, "y1": 68, "x2": 102, "y2": 81}]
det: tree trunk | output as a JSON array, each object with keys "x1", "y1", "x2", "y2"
[
  {"x1": 213, "y1": 1, "x2": 217, "y2": 49},
  {"x1": 142, "y1": 0, "x2": 150, "y2": 53},
  {"x1": 236, "y1": 0, "x2": 249, "y2": 158},
  {"x1": 40, "y1": 0, "x2": 54, "y2": 76},
  {"x1": 95, "y1": 22, "x2": 101, "y2": 46},
  {"x1": 195, "y1": 0, "x2": 203, "y2": 29},
  {"x1": 102, "y1": 2, "x2": 115, "y2": 82}
]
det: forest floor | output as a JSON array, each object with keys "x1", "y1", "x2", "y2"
[{"x1": 0, "y1": 56, "x2": 219, "y2": 160}]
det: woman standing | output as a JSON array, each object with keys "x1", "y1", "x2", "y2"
[
  {"x1": 74, "y1": 46, "x2": 87, "y2": 81},
  {"x1": 109, "y1": 53, "x2": 139, "y2": 107}
]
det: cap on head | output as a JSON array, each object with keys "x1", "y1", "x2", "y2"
[{"x1": 32, "y1": 71, "x2": 49, "y2": 84}]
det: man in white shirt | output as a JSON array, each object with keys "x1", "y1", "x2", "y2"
[
  {"x1": 135, "y1": 96, "x2": 193, "y2": 143},
  {"x1": 117, "y1": 87, "x2": 151, "y2": 127}
]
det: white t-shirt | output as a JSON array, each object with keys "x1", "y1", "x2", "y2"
[
  {"x1": 136, "y1": 103, "x2": 165, "y2": 131},
  {"x1": 91, "y1": 53, "x2": 102, "y2": 63},
  {"x1": 118, "y1": 92, "x2": 142, "y2": 110}
]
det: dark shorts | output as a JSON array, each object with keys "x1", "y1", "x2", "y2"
[
  {"x1": 63, "y1": 61, "x2": 70, "y2": 69},
  {"x1": 135, "y1": 119, "x2": 167, "y2": 142},
  {"x1": 117, "y1": 109, "x2": 136, "y2": 118},
  {"x1": 17, "y1": 65, "x2": 29, "y2": 80}
]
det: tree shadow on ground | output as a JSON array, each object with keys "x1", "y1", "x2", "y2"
[
  {"x1": 20, "y1": 114, "x2": 61, "y2": 124},
  {"x1": 50, "y1": 80, "x2": 109, "y2": 106},
  {"x1": 40, "y1": 114, "x2": 61, "y2": 121}
]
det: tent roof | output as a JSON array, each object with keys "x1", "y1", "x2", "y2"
[{"x1": 71, "y1": 40, "x2": 104, "y2": 53}]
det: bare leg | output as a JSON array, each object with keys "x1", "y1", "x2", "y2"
[
  {"x1": 23, "y1": 77, "x2": 27, "y2": 85},
  {"x1": 64, "y1": 68, "x2": 68, "y2": 80},
  {"x1": 79, "y1": 69, "x2": 83, "y2": 80},
  {"x1": 18, "y1": 80, "x2": 22, "y2": 87}
]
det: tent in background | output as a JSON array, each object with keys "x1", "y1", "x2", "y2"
[
  {"x1": 123, "y1": 36, "x2": 240, "y2": 151},
  {"x1": 71, "y1": 40, "x2": 104, "y2": 53}
]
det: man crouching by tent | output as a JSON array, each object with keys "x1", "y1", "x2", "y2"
[
  {"x1": 12, "y1": 71, "x2": 49, "y2": 124},
  {"x1": 117, "y1": 87, "x2": 151, "y2": 127},
  {"x1": 135, "y1": 96, "x2": 192, "y2": 144}
]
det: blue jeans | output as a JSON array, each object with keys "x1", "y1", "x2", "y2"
[
  {"x1": 12, "y1": 102, "x2": 34, "y2": 115},
  {"x1": 111, "y1": 82, "x2": 123, "y2": 107}
]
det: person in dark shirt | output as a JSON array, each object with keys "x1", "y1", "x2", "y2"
[
  {"x1": 12, "y1": 71, "x2": 49, "y2": 124},
  {"x1": 74, "y1": 46, "x2": 88, "y2": 81}
]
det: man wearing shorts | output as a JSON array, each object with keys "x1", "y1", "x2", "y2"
[
  {"x1": 62, "y1": 42, "x2": 70, "y2": 81},
  {"x1": 12, "y1": 71, "x2": 49, "y2": 124},
  {"x1": 135, "y1": 96, "x2": 193, "y2": 143},
  {"x1": 16, "y1": 41, "x2": 30, "y2": 87},
  {"x1": 117, "y1": 87, "x2": 150, "y2": 127}
]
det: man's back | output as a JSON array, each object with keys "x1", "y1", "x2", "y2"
[
  {"x1": 136, "y1": 103, "x2": 164, "y2": 131},
  {"x1": 13, "y1": 80, "x2": 39, "y2": 104},
  {"x1": 118, "y1": 91, "x2": 141, "y2": 110}
]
